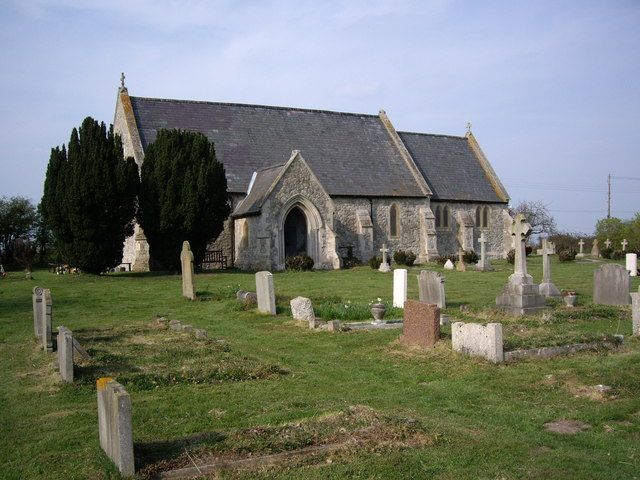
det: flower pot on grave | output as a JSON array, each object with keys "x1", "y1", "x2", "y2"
[
  {"x1": 563, "y1": 294, "x2": 576, "y2": 307},
  {"x1": 371, "y1": 303, "x2": 387, "y2": 322}
]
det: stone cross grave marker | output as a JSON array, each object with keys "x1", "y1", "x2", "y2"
[
  {"x1": 41, "y1": 288, "x2": 53, "y2": 352},
  {"x1": 456, "y1": 248, "x2": 466, "y2": 272},
  {"x1": 180, "y1": 241, "x2": 196, "y2": 300},
  {"x1": 626, "y1": 253, "x2": 637, "y2": 277},
  {"x1": 593, "y1": 264, "x2": 630, "y2": 305},
  {"x1": 32, "y1": 286, "x2": 43, "y2": 338},
  {"x1": 576, "y1": 239, "x2": 585, "y2": 258},
  {"x1": 539, "y1": 240, "x2": 561, "y2": 297},
  {"x1": 255, "y1": 271, "x2": 276, "y2": 315},
  {"x1": 475, "y1": 233, "x2": 492, "y2": 271},
  {"x1": 622, "y1": 239, "x2": 628, "y2": 251},
  {"x1": 378, "y1": 244, "x2": 391, "y2": 272},
  {"x1": 393, "y1": 269, "x2": 408, "y2": 308},
  {"x1": 591, "y1": 238, "x2": 600, "y2": 257},
  {"x1": 604, "y1": 238, "x2": 612, "y2": 248},
  {"x1": 417, "y1": 270, "x2": 446, "y2": 308}
]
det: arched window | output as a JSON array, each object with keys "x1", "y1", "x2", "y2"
[
  {"x1": 442, "y1": 206, "x2": 449, "y2": 228},
  {"x1": 435, "y1": 206, "x2": 442, "y2": 228},
  {"x1": 476, "y1": 207, "x2": 481, "y2": 227},
  {"x1": 390, "y1": 204, "x2": 399, "y2": 237},
  {"x1": 482, "y1": 207, "x2": 489, "y2": 228}
]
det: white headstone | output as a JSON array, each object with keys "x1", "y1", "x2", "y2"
[
  {"x1": 393, "y1": 269, "x2": 408, "y2": 308},
  {"x1": 443, "y1": 259, "x2": 454, "y2": 270},
  {"x1": 626, "y1": 253, "x2": 638, "y2": 277},
  {"x1": 255, "y1": 271, "x2": 276, "y2": 315}
]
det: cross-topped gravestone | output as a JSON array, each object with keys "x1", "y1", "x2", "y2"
[
  {"x1": 378, "y1": 244, "x2": 391, "y2": 272},
  {"x1": 475, "y1": 233, "x2": 492, "y2": 271},
  {"x1": 576, "y1": 239, "x2": 586, "y2": 258},
  {"x1": 496, "y1": 213, "x2": 546, "y2": 315},
  {"x1": 456, "y1": 248, "x2": 466, "y2": 272},
  {"x1": 622, "y1": 239, "x2": 628, "y2": 251},
  {"x1": 539, "y1": 239, "x2": 560, "y2": 297},
  {"x1": 605, "y1": 238, "x2": 612, "y2": 249},
  {"x1": 180, "y1": 241, "x2": 196, "y2": 300}
]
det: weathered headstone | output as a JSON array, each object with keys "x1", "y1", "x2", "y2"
[
  {"x1": 626, "y1": 253, "x2": 637, "y2": 277},
  {"x1": 621, "y1": 239, "x2": 628, "y2": 251},
  {"x1": 475, "y1": 233, "x2": 492, "y2": 271},
  {"x1": 32, "y1": 286, "x2": 43, "y2": 338},
  {"x1": 400, "y1": 300, "x2": 440, "y2": 349},
  {"x1": 591, "y1": 238, "x2": 600, "y2": 257},
  {"x1": 255, "y1": 271, "x2": 276, "y2": 315},
  {"x1": 452, "y1": 322, "x2": 504, "y2": 363},
  {"x1": 290, "y1": 296, "x2": 315, "y2": 322},
  {"x1": 417, "y1": 270, "x2": 446, "y2": 308},
  {"x1": 180, "y1": 241, "x2": 196, "y2": 300},
  {"x1": 194, "y1": 328, "x2": 208, "y2": 339},
  {"x1": 393, "y1": 269, "x2": 408, "y2": 308},
  {"x1": 456, "y1": 248, "x2": 466, "y2": 272},
  {"x1": 57, "y1": 326, "x2": 74, "y2": 382},
  {"x1": 40, "y1": 289, "x2": 53, "y2": 352},
  {"x1": 495, "y1": 214, "x2": 546, "y2": 315},
  {"x1": 443, "y1": 259, "x2": 454, "y2": 270},
  {"x1": 631, "y1": 287, "x2": 639, "y2": 336},
  {"x1": 97, "y1": 378, "x2": 135, "y2": 476},
  {"x1": 378, "y1": 244, "x2": 391, "y2": 272},
  {"x1": 539, "y1": 239, "x2": 561, "y2": 297},
  {"x1": 576, "y1": 239, "x2": 586, "y2": 258},
  {"x1": 593, "y1": 264, "x2": 630, "y2": 305}
]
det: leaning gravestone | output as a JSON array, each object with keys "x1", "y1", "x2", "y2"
[
  {"x1": 400, "y1": 300, "x2": 440, "y2": 349},
  {"x1": 593, "y1": 264, "x2": 630, "y2": 305},
  {"x1": 631, "y1": 287, "x2": 639, "y2": 336},
  {"x1": 290, "y1": 296, "x2": 315, "y2": 322},
  {"x1": 180, "y1": 241, "x2": 196, "y2": 300},
  {"x1": 393, "y1": 269, "x2": 408, "y2": 308},
  {"x1": 40, "y1": 289, "x2": 53, "y2": 352},
  {"x1": 57, "y1": 326, "x2": 74, "y2": 382},
  {"x1": 626, "y1": 253, "x2": 637, "y2": 277},
  {"x1": 255, "y1": 271, "x2": 276, "y2": 315},
  {"x1": 417, "y1": 270, "x2": 446, "y2": 308},
  {"x1": 32, "y1": 286, "x2": 43, "y2": 338},
  {"x1": 495, "y1": 214, "x2": 546, "y2": 315}
]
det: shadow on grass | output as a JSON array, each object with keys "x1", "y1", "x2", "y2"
[{"x1": 135, "y1": 431, "x2": 227, "y2": 471}]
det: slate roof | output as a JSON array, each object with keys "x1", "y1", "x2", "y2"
[
  {"x1": 130, "y1": 97, "x2": 426, "y2": 197},
  {"x1": 232, "y1": 164, "x2": 285, "y2": 217},
  {"x1": 398, "y1": 132, "x2": 505, "y2": 202}
]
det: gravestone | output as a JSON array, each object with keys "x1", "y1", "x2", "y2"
[
  {"x1": 40, "y1": 289, "x2": 53, "y2": 352},
  {"x1": 593, "y1": 264, "x2": 630, "y2": 305},
  {"x1": 417, "y1": 270, "x2": 446, "y2": 308},
  {"x1": 32, "y1": 286, "x2": 43, "y2": 338},
  {"x1": 57, "y1": 326, "x2": 74, "y2": 382},
  {"x1": 290, "y1": 296, "x2": 315, "y2": 322},
  {"x1": 378, "y1": 244, "x2": 391, "y2": 272},
  {"x1": 626, "y1": 253, "x2": 637, "y2": 277},
  {"x1": 97, "y1": 378, "x2": 135, "y2": 476},
  {"x1": 255, "y1": 271, "x2": 276, "y2": 315},
  {"x1": 475, "y1": 233, "x2": 492, "y2": 271},
  {"x1": 604, "y1": 238, "x2": 612, "y2": 249},
  {"x1": 400, "y1": 300, "x2": 440, "y2": 349},
  {"x1": 621, "y1": 239, "x2": 628, "y2": 251},
  {"x1": 443, "y1": 259, "x2": 454, "y2": 270},
  {"x1": 393, "y1": 269, "x2": 408, "y2": 308},
  {"x1": 576, "y1": 239, "x2": 586, "y2": 258},
  {"x1": 495, "y1": 214, "x2": 546, "y2": 315},
  {"x1": 591, "y1": 238, "x2": 600, "y2": 257},
  {"x1": 539, "y1": 239, "x2": 561, "y2": 297},
  {"x1": 631, "y1": 287, "x2": 639, "y2": 336},
  {"x1": 456, "y1": 249, "x2": 466, "y2": 272},
  {"x1": 452, "y1": 322, "x2": 504, "y2": 363},
  {"x1": 180, "y1": 241, "x2": 196, "y2": 300}
]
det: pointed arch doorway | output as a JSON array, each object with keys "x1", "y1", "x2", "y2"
[{"x1": 284, "y1": 206, "x2": 308, "y2": 257}]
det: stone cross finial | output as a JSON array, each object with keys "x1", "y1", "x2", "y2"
[
  {"x1": 622, "y1": 239, "x2": 628, "y2": 251},
  {"x1": 605, "y1": 238, "x2": 612, "y2": 248},
  {"x1": 120, "y1": 72, "x2": 126, "y2": 89},
  {"x1": 578, "y1": 239, "x2": 585, "y2": 254},
  {"x1": 466, "y1": 122, "x2": 472, "y2": 134}
]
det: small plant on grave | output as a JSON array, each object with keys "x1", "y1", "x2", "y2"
[
  {"x1": 393, "y1": 250, "x2": 408, "y2": 265},
  {"x1": 285, "y1": 254, "x2": 314, "y2": 271},
  {"x1": 506, "y1": 249, "x2": 515, "y2": 264},
  {"x1": 342, "y1": 257, "x2": 362, "y2": 269},
  {"x1": 369, "y1": 256, "x2": 382, "y2": 269},
  {"x1": 610, "y1": 250, "x2": 625, "y2": 260},
  {"x1": 462, "y1": 250, "x2": 479, "y2": 264},
  {"x1": 600, "y1": 247, "x2": 613, "y2": 259},
  {"x1": 558, "y1": 249, "x2": 577, "y2": 262},
  {"x1": 405, "y1": 250, "x2": 417, "y2": 266}
]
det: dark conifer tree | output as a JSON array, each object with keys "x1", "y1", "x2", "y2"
[
  {"x1": 138, "y1": 129, "x2": 230, "y2": 269},
  {"x1": 41, "y1": 117, "x2": 140, "y2": 273}
]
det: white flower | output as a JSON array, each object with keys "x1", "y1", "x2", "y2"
[{"x1": 377, "y1": 297, "x2": 382, "y2": 302}]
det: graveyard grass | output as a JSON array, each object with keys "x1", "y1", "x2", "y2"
[{"x1": 1, "y1": 257, "x2": 639, "y2": 479}]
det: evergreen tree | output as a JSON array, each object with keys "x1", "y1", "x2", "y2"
[
  {"x1": 41, "y1": 117, "x2": 140, "y2": 273},
  {"x1": 138, "y1": 129, "x2": 230, "y2": 269}
]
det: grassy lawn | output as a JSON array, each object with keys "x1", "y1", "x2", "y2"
[{"x1": 1, "y1": 257, "x2": 639, "y2": 479}]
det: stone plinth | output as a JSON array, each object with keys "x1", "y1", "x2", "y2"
[
  {"x1": 400, "y1": 300, "x2": 440, "y2": 349},
  {"x1": 496, "y1": 281, "x2": 547, "y2": 315},
  {"x1": 452, "y1": 322, "x2": 504, "y2": 363},
  {"x1": 97, "y1": 378, "x2": 135, "y2": 476},
  {"x1": 393, "y1": 269, "x2": 407, "y2": 308},
  {"x1": 290, "y1": 296, "x2": 315, "y2": 322},
  {"x1": 32, "y1": 286, "x2": 43, "y2": 338},
  {"x1": 255, "y1": 271, "x2": 276, "y2": 315},
  {"x1": 593, "y1": 264, "x2": 630, "y2": 305},
  {"x1": 57, "y1": 326, "x2": 74, "y2": 382},
  {"x1": 417, "y1": 270, "x2": 446, "y2": 308}
]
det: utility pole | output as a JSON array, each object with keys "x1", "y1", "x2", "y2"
[{"x1": 607, "y1": 173, "x2": 611, "y2": 219}]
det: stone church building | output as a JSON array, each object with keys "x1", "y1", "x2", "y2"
[{"x1": 113, "y1": 84, "x2": 511, "y2": 271}]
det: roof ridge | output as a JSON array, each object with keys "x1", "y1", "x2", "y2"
[
  {"x1": 398, "y1": 130, "x2": 466, "y2": 140},
  {"x1": 129, "y1": 95, "x2": 380, "y2": 119},
  {"x1": 255, "y1": 163, "x2": 286, "y2": 173}
]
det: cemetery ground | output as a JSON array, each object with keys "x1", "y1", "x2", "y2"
[{"x1": 1, "y1": 257, "x2": 639, "y2": 479}]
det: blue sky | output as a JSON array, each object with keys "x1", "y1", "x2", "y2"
[{"x1": 1, "y1": 0, "x2": 638, "y2": 233}]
